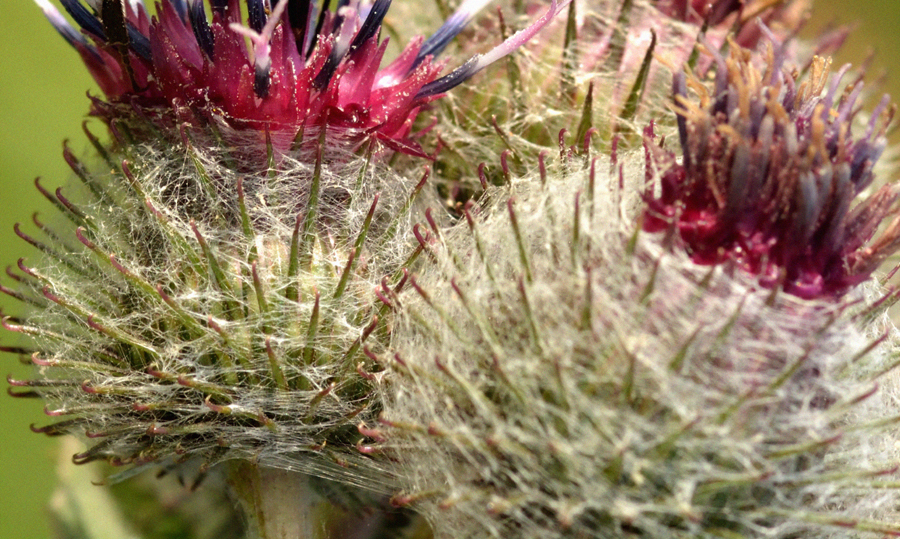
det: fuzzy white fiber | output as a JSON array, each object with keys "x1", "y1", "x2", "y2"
[
  {"x1": 377, "y1": 152, "x2": 900, "y2": 538},
  {"x1": 9, "y1": 123, "x2": 435, "y2": 489}
]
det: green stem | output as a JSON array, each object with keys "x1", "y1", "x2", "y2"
[{"x1": 227, "y1": 462, "x2": 323, "y2": 539}]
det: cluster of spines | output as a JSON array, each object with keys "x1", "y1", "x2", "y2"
[
  {"x1": 359, "y1": 134, "x2": 900, "y2": 537},
  {"x1": 3, "y1": 117, "x2": 430, "y2": 476}
]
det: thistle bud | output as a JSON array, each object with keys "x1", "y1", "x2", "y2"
[{"x1": 4, "y1": 0, "x2": 570, "y2": 536}]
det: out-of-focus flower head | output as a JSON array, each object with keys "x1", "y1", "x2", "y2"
[
  {"x1": 655, "y1": 0, "x2": 807, "y2": 38},
  {"x1": 36, "y1": 0, "x2": 567, "y2": 153},
  {"x1": 643, "y1": 37, "x2": 899, "y2": 299},
  {"x1": 575, "y1": 0, "x2": 808, "y2": 75},
  {"x1": 423, "y1": 0, "x2": 811, "y2": 201}
]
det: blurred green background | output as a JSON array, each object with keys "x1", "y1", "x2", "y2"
[{"x1": 0, "y1": 1, "x2": 898, "y2": 537}]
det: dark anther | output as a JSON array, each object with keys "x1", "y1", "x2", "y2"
[
  {"x1": 247, "y1": 0, "x2": 267, "y2": 33},
  {"x1": 313, "y1": 0, "x2": 392, "y2": 90},
  {"x1": 60, "y1": 0, "x2": 106, "y2": 39},
  {"x1": 415, "y1": 56, "x2": 480, "y2": 99},
  {"x1": 189, "y1": 0, "x2": 215, "y2": 59},
  {"x1": 287, "y1": 0, "x2": 312, "y2": 53}
]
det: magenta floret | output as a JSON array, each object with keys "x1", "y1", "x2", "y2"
[{"x1": 37, "y1": 0, "x2": 568, "y2": 153}]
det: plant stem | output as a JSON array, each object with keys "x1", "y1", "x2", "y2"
[{"x1": 228, "y1": 462, "x2": 323, "y2": 539}]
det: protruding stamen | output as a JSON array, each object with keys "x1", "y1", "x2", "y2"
[
  {"x1": 416, "y1": 56, "x2": 480, "y2": 99},
  {"x1": 210, "y1": 0, "x2": 228, "y2": 17},
  {"x1": 417, "y1": 0, "x2": 570, "y2": 99},
  {"x1": 126, "y1": 21, "x2": 152, "y2": 60},
  {"x1": 313, "y1": 0, "x2": 391, "y2": 89},
  {"x1": 229, "y1": 0, "x2": 291, "y2": 97},
  {"x1": 345, "y1": 0, "x2": 391, "y2": 60},
  {"x1": 412, "y1": 0, "x2": 492, "y2": 70},
  {"x1": 286, "y1": 0, "x2": 312, "y2": 52},
  {"x1": 169, "y1": 0, "x2": 188, "y2": 21},
  {"x1": 308, "y1": 0, "x2": 332, "y2": 57},
  {"x1": 59, "y1": 0, "x2": 106, "y2": 39},
  {"x1": 247, "y1": 0, "x2": 267, "y2": 33},
  {"x1": 35, "y1": 0, "x2": 99, "y2": 54}
]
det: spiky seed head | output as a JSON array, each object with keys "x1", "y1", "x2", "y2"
[{"x1": 370, "y1": 147, "x2": 900, "y2": 538}]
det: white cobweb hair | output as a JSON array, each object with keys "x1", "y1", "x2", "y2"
[
  {"x1": 6, "y1": 119, "x2": 438, "y2": 491},
  {"x1": 371, "y1": 148, "x2": 900, "y2": 538}
]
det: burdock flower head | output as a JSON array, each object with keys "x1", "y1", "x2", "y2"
[
  {"x1": 4, "y1": 0, "x2": 571, "y2": 536},
  {"x1": 370, "y1": 149, "x2": 900, "y2": 538},
  {"x1": 643, "y1": 38, "x2": 900, "y2": 298},
  {"x1": 361, "y1": 27, "x2": 900, "y2": 539}
]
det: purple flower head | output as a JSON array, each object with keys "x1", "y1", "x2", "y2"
[
  {"x1": 36, "y1": 0, "x2": 568, "y2": 153},
  {"x1": 643, "y1": 39, "x2": 900, "y2": 299}
]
